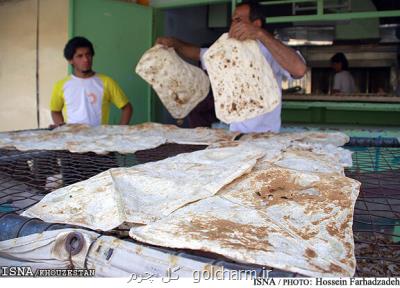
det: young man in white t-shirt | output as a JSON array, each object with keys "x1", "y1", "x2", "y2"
[
  {"x1": 50, "y1": 37, "x2": 133, "y2": 127},
  {"x1": 49, "y1": 37, "x2": 134, "y2": 185}
]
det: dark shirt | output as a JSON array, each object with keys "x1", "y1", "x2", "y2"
[{"x1": 188, "y1": 92, "x2": 217, "y2": 128}]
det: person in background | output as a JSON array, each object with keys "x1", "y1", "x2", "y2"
[
  {"x1": 156, "y1": 0, "x2": 307, "y2": 133},
  {"x1": 50, "y1": 36, "x2": 133, "y2": 128},
  {"x1": 48, "y1": 37, "x2": 133, "y2": 186},
  {"x1": 188, "y1": 91, "x2": 217, "y2": 128},
  {"x1": 331, "y1": 52, "x2": 357, "y2": 94}
]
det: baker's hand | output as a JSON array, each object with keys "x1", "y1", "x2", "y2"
[
  {"x1": 229, "y1": 22, "x2": 263, "y2": 41},
  {"x1": 48, "y1": 123, "x2": 65, "y2": 130},
  {"x1": 156, "y1": 37, "x2": 181, "y2": 49}
]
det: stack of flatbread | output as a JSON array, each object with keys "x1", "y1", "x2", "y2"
[
  {"x1": 21, "y1": 130, "x2": 360, "y2": 277},
  {"x1": 136, "y1": 44, "x2": 210, "y2": 119},
  {"x1": 208, "y1": 131, "x2": 352, "y2": 175},
  {"x1": 0, "y1": 123, "x2": 238, "y2": 154},
  {"x1": 204, "y1": 33, "x2": 280, "y2": 123}
]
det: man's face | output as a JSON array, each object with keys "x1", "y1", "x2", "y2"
[
  {"x1": 69, "y1": 47, "x2": 93, "y2": 73},
  {"x1": 231, "y1": 5, "x2": 252, "y2": 26}
]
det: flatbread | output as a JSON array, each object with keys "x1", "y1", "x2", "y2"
[
  {"x1": 131, "y1": 122, "x2": 239, "y2": 145},
  {"x1": 287, "y1": 142, "x2": 353, "y2": 168},
  {"x1": 207, "y1": 137, "x2": 351, "y2": 174},
  {"x1": 64, "y1": 125, "x2": 166, "y2": 155},
  {"x1": 22, "y1": 146, "x2": 265, "y2": 229},
  {"x1": 207, "y1": 139, "x2": 286, "y2": 165},
  {"x1": 135, "y1": 44, "x2": 210, "y2": 119},
  {"x1": 219, "y1": 167, "x2": 360, "y2": 276},
  {"x1": 295, "y1": 131, "x2": 350, "y2": 147},
  {"x1": 22, "y1": 170, "x2": 124, "y2": 231},
  {"x1": 241, "y1": 131, "x2": 350, "y2": 147},
  {"x1": 0, "y1": 123, "x2": 238, "y2": 154},
  {"x1": 267, "y1": 149, "x2": 345, "y2": 175},
  {"x1": 204, "y1": 33, "x2": 280, "y2": 123},
  {"x1": 130, "y1": 167, "x2": 360, "y2": 277}
]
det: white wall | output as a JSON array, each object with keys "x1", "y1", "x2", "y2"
[
  {"x1": 0, "y1": 0, "x2": 68, "y2": 132},
  {"x1": 38, "y1": 0, "x2": 69, "y2": 128}
]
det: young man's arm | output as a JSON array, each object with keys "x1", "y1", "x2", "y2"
[
  {"x1": 229, "y1": 22, "x2": 307, "y2": 79},
  {"x1": 50, "y1": 80, "x2": 66, "y2": 127},
  {"x1": 119, "y1": 103, "x2": 133, "y2": 125},
  {"x1": 156, "y1": 37, "x2": 201, "y2": 61},
  {"x1": 51, "y1": 111, "x2": 65, "y2": 126}
]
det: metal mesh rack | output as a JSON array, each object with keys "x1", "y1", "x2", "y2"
[
  {"x1": 0, "y1": 139, "x2": 399, "y2": 277},
  {"x1": 345, "y1": 146, "x2": 400, "y2": 276}
]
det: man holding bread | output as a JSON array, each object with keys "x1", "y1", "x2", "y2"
[{"x1": 156, "y1": 1, "x2": 306, "y2": 133}]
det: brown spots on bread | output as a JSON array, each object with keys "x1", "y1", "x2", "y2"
[
  {"x1": 181, "y1": 217, "x2": 272, "y2": 253},
  {"x1": 172, "y1": 92, "x2": 187, "y2": 105},
  {"x1": 305, "y1": 248, "x2": 317, "y2": 258}
]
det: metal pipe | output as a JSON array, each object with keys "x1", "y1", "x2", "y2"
[
  {"x1": 261, "y1": 0, "x2": 316, "y2": 5},
  {"x1": 150, "y1": 0, "x2": 231, "y2": 9},
  {"x1": 295, "y1": 4, "x2": 347, "y2": 12},
  {"x1": 316, "y1": 0, "x2": 323, "y2": 16},
  {"x1": 65, "y1": 232, "x2": 85, "y2": 256},
  {"x1": 266, "y1": 10, "x2": 400, "y2": 23},
  {"x1": 0, "y1": 214, "x2": 74, "y2": 242}
]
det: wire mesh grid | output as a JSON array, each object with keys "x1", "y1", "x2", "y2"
[
  {"x1": 0, "y1": 142, "x2": 399, "y2": 277},
  {"x1": 345, "y1": 146, "x2": 400, "y2": 276}
]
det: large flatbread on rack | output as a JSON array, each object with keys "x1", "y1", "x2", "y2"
[
  {"x1": 130, "y1": 167, "x2": 360, "y2": 277},
  {"x1": 204, "y1": 33, "x2": 280, "y2": 123},
  {"x1": 22, "y1": 146, "x2": 264, "y2": 229},
  {"x1": 136, "y1": 44, "x2": 210, "y2": 119}
]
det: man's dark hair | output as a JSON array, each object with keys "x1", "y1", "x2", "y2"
[
  {"x1": 237, "y1": 0, "x2": 266, "y2": 28},
  {"x1": 330, "y1": 52, "x2": 349, "y2": 70},
  {"x1": 63, "y1": 36, "x2": 95, "y2": 60}
]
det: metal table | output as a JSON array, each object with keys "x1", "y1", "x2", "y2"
[{"x1": 0, "y1": 140, "x2": 399, "y2": 276}]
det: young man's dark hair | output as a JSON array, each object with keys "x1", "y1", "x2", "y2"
[
  {"x1": 331, "y1": 52, "x2": 349, "y2": 70},
  {"x1": 63, "y1": 36, "x2": 95, "y2": 60},
  {"x1": 237, "y1": 0, "x2": 266, "y2": 29}
]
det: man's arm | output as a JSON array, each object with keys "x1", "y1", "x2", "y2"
[
  {"x1": 257, "y1": 30, "x2": 307, "y2": 78},
  {"x1": 229, "y1": 22, "x2": 307, "y2": 79},
  {"x1": 51, "y1": 111, "x2": 64, "y2": 126},
  {"x1": 119, "y1": 103, "x2": 133, "y2": 125},
  {"x1": 156, "y1": 37, "x2": 200, "y2": 61}
]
